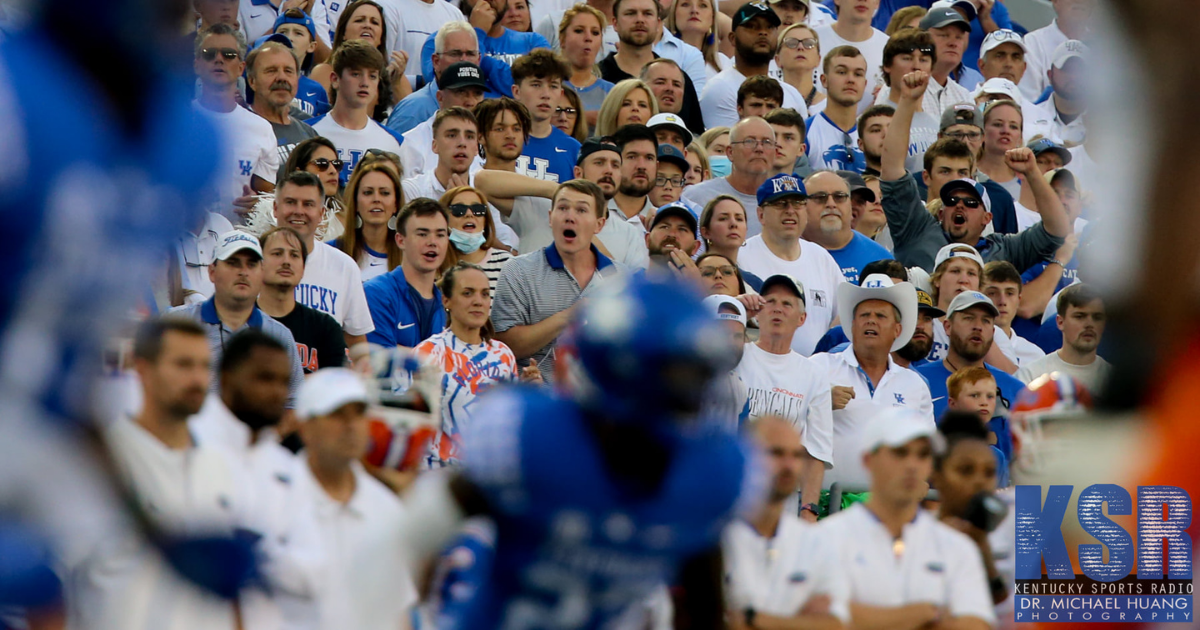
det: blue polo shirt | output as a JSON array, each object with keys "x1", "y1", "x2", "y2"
[
  {"x1": 363, "y1": 266, "x2": 446, "y2": 348},
  {"x1": 915, "y1": 360, "x2": 1025, "y2": 462},
  {"x1": 826, "y1": 232, "x2": 894, "y2": 284}
]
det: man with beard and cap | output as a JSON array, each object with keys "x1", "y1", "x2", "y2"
[
  {"x1": 644, "y1": 202, "x2": 702, "y2": 282},
  {"x1": 1023, "y1": 40, "x2": 1088, "y2": 147},
  {"x1": 810, "y1": 274, "x2": 933, "y2": 504},
  {"x1": 916, "y1": 291, "x2": 1026, "y2": 462},
  {"x1": 894, "y1": 289, "x2": 944, "y2": 368},
  {"x1": 701, "y1": 295, "x2": 752, "y2": 431},
  {"x1": 189, "y1": 330, "x2": 327, "y2": 630}
]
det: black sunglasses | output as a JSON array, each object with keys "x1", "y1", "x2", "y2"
[
  {"x1": 308, "y1": 157, "x2": 345, "y2": 172},
  {"x1": 200, "y1": 47, "x2": 240, "y2": 62},
  {"x1": 449, "y1": 203, "x2": 488, "y2": 218},
  {"x1": 903, "y1": 45, "x2": 935, "y2": 56},
  {"x1": 947, "y1": 196, "x2": 982, "y2": 209}
]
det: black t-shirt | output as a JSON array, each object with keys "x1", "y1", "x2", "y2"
[
  {"x1": 273, "y1": 302, "x2": 347, "y2": 373},
  {"x1": 597, "y1": 52, "x2": 705, "y2": 136}
]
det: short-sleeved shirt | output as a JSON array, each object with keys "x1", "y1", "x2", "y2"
[
  {"x1": 567, "y1": 78, "x2": 614, "y2": 115},
  {"x1": 1014, "y1": 351, "x2": 1112, "y2": 394},
  {"x1": 825, "y1": 231, "x2": 894, "y2": 284},
  {"x1": 490, "y1": 243, "x2": 624, "y2": 381},
  {"x1": 308, "y1": 113, "x2": 404, "y2": 180},
  {"x1": 813, "y1": 25, "x2": 889, "y2": 113},
  {"x1": 916, "y1": 359, "x2": 1025, "y2": 462},
  {"x1": 193, "y1": 102, "x2": 281, "y2": 220},
  {"x1": 805, "y1": 112, "x2": 866, "y2": 173},
  {"x1": 680, "y1": 177, "x2": 762, "y2": 238},
  {"x1": 699, "y1": 66, "x2": 808, "y2": 130},
  {"x1": 734, "y1": 343, "x2": 834, "y2": 467},
  {"x1": 294, "y1": 242, "x2": 375, "y2": 337},
  {"x1": 518, "y1": 128, "x2": 580, "y2": 183},
  {"x1": 268, "y1": 116, "x2": 318, "y2": 171},
  {"x1": 273, "y1": 302, "x2": 348, "y2": 373}
]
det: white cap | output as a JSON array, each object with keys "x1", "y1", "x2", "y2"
[
  {"x1": 296, "y1": 368, "x2": 370, "y2": 420},
  {"x1": 703, "y1": 294, "x2": 747, "y2": 326},
  {"x1": 1051, "y1": 39, "x2": 1088, "y2": 70},
  {"x1": 980, "y1": 29, "x2": 1027, "y2": 58},
  {"x1": 973, "y1": 77, "x2": 1022, "y2": 106},
  {"x1": 860, "y1": 407, "x2": 943, "y2": 457},
  {"x1": 646, "y1": 112, "x2": 693, "y2": 145},
  {"x1": 213, "y1": 230, "x2": 263, "y2": 261},
  {"x1": 933, "y1": 243, "x2": 984, "y2": 271},
  {"x1": 946, "y1": 290, "x2": 1000, "y2": 317},
  {"x1": 835, "y1": 274, "x2": 918, "y2": 352}
]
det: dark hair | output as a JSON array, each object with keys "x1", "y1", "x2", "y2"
[
  {"x1": 219, "y1": 329, "x2": 288, "y2": 374},
  {"x1": 438, "y1": 186, "x2": 501, "y2": 274},
  {"x1": 284, "y1": 136, "x2": 338, "y2": 178},
  {"x1": 330, "y1": 37, "x2": 386, "y2": 75},
  {"x1": 1057, "y1": 283, "x2": 1102, "y2": 315},
  {"x1": 695, "y1": 252, "x2": 747, "y2": 295},
  {"x1": 475, "y1": 97, "x2": 532, "y2": 143},
  {"x1": 763, "y1": 107, "x2": 806, "y2": 136},
  {"x1": 396, "y1": 198, "x2": 450, "y2": 235},
  {"x1": 260, "y1": 226, "x2": 309, "y2": 263},
  {"x1": 699, "y1": 194, "x2": 747, "y2": 249},
  {"x1": 276, "y1": 170, "x2": 326, "y2": 199},
  {"x1": 923, "y1": 137, "x2": 975, "y2": 174},
  {"x1": 737, "y1": 75, "x2": 784, "y2": 109},
  {"x1": 552, "y1": 179, "x2": 606, "y2": 218},
  {"x1": 332, "y1": 1, "x2": 388, "y2": 57},
  {"x1": 439, "y1": 262, "x2": 495, "y2": 342},
  {"x1": 610, "y1": 123, "x2": 658, "y2": 152},
  {"x1": 561, "y1": 86, "x2": 589, "y2": 144},
  {"x1": 433, "y1": 106, "x2": 478, "y2": 134},
  {"x1": 983, "y1": 260, "x2": 1022, "y2": 287},
  {"x1": 858, "y1": 104, "x2": 896, "y2": 134},
  {"x1": 934, "y1": 410, "x2": 991, "y2": 470},
  {"x1": 511, "y1": 48, "x2": 570, "y2": 84},
  {"x1": 861, "y1": 259, "x2": 908, "y2": 283},
  {"x1": 133, "y1": 317, "x2": 208, "y2": 362},
  {"x1": 881, "y1": 28, "x2": 937, "y2": 86},
  {"x1": 339, "y1": 161, "x2": 404, "y2": 271}
]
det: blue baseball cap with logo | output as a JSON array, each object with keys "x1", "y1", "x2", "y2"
[
  {"x1": 756, "y1": 173, "x2": 807, "y2": 206},
  {"x1": 273, "y1": 9, "x2": 317, "y2": 39}
]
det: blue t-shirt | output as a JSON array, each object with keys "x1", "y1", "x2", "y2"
[
  {"x1": 409, "y1": 285, "x2": 440, "y2": 343},
  {"x1": 827, "y1": 231, "x2": 894, "y2": 284},
  {"x1": 518, "y1": 127, "x2": 580, "y2": 183},
  {"x1": 294, "y1": 75, "x2": 330, "y2": 117},
  {"x1": 915, "y1": 360, "x2": 1025, "y2": 462}
]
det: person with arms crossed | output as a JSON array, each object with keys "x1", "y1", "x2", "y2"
[
  {"x1": 805, "y1": 45, "x2": 867, "y2": 172},
  {"x1": 812, "y1": 0, "x2": 888, "y2": 113},
  {"x1": 682, "y1": 116, "x2": 776, "y2": 237},
  {"x1": 364, "y1": 199, "x2": 451, "y2": 348},
  {"x1": 245, "y1": 39, "x2": 319, "y2": 169},
  {"x1": 398, "y1": 62, "x2": 488, "y2": 178},
  {"x1": 802, "y1": 171, "x2": 892, "y2": 284},
  {"x1": 701, "y1": 1, "x2": 805, "y2": 128},
  {"x1": 511, "y1": 49, "x2": 582, "y2": 182},
  {"x1": 1014, "y1": 283, "x2": 1110, "y2": 393},
  {"x1": 735, "y1": 273, "x2": 833, "y2": 522}
]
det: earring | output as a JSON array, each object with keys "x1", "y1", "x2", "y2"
[
  {"x1": 387, "y1": 215, "x2": 398, "y2": 231},
  {"x1": 356, "y1": 214, "x2": 363, "y2": 229}
]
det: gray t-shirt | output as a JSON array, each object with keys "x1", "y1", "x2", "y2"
[
  {"x1": 271, "y1": 115, "x2": 318, "y2": 174},
  {"x1": 681, "y1": 177, "x2": 763, "y2": 237}
]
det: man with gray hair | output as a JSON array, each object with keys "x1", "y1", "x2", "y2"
[{"x1": 681, "y1": 116, "x2": 776, "y2": 237}]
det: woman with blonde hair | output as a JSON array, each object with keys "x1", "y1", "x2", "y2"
[
  {"x1": 775, "y1": 23, "x2": 824, "y2": 109},
  {"x1": 437, "y1": 186, "x2": 513, "y2": 292},
  {"x1": 335, "y1": 160, "x2": 404, "y2": 281},
  {"x1": 684, "y1": 141, "x2": 710, "y2": 185},
  {"x1": 886, "y1": 6, "x2": 927, "y2": 36},
  {"x1": 559, "y1": 3, "x2": 613, "y2": 127},
  {"x1": 593, "y1": 78, "x2": 658, "y2": 138},
  {"x1": 665, "y1": 0, "x2": 727, "y2": 80}
]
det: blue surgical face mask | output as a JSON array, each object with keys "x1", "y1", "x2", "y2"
[
  {"x1": 709, "y1": 154, "x2": 732, "y2": 178},
  {"x1": 449, "y1": 228, "x2": 486, "y2": 254}
]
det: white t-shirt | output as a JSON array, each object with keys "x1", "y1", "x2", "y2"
[
  {"x1": 310, "y1": 114, "x2": 403, "y2": 179},
  {"x1": 1023, "y1": 98, "x2": 1087, "y2": 147},
  {"x1": 734, "y1": 343, "x2": 834, "y2": 467},
  {"x1": 1014, "y1": 350, "x2": 1112, "y2": 394},
  {"x1": 502, "y1": 195, "x2": 554, "y2": 254},
  {"x1": 723, "y1": 516, "x2": 851, "y2": 621},
  {"x1": 994, "y1": 326, "x2": 1045, "y2": 368},
  {"x1": 295, "y1": 241, "x2": 375, "y2": 336},
  {"x1": 1018, "y1": 20, "x2": 1068, "y2": 102},
  {"x1": 699, "y1": 66, "x2": 808, "y2": 129},
  {"x1": 873, "y1": 96, "x2": 940, "y2": 173},
  {"x1": 738, "y1": 235, "x2": 846, "y2": 356},
  {"x1": 805, "y1": 111, "x2": 866, "y2": 172},
  {"x1": 815, "y1": 503, "x2": 997, "y2": 627},
  {"x1": 398, "y1": 115, "x2": 435, "y2": 178},
  {"x1": 194, "y1": 102, "x2": 280, "y2": 221},
  {"x1": 391, "y1": 0, "x2": 466, "y2": 77},
  {"x1": 813, "y1": 24, "x2": 889, "y2": 113}
]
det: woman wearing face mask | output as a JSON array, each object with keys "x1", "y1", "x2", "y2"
[
  {"x1": 699, "y1": 126, "x2": 731, "y2": 178},
  {"x1": 438, "y1": 186, "x2": 512, "y2": 293},
  {"x1": 335, "y1": 161, "x2": 404, "y2": 280}
]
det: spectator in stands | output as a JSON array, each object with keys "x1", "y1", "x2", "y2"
[
  {"x1": 388, "y1": 22, "x2": 481, "y2": 136},
  {"x1": 701, "y1": 1, "x2": 805, "y2": 128},
  {"x1": 974, "y1": 100, "x2": 1026, "y2": 199},
  {"x1": 398, "y1": 62, "x2": 488, "y2": 177},
  {"x1": 640, "y1": 59, "x2": 691, "y2": 125},
  {"x1": 1030, "y1": 138, "x2": 1072, "y2": 174},
  {"x1": 502, "y1": 0, "x2": 532, "y2": 31},
  {"x1": 451, "y1": 0, "x2": 551, "y2": 66},
  {"x1": 556, "y1": 87, "x2": 590, "y2": 144},
  {"x1": 881, "y1": 71, "x2": 1068, "y2": 274},
  {"x1": 609, "y1": 124, "x2": 661, "y2": 225},
  {"x1": 438, "y1": 186, "x2": 515, "y2": 293},
  {"x1": 769, "y1": 0, "x2": 812, "y2": 27},
  {"x1": 925, "y1": 244, "x2": 1004, "y2": 370},
  {"x1": 685, "y1": 142, "x2": 711, "y2": 184},
  {"x1": 682, "y1": 116, "x2": 776, "y2": 236},
  {"x1": 648, "y1": 111, "x2": 693, "y2": 153},
  {"x1": 594, "y1": 79, "x2": 659, "y2": 138},
  {"x1": 884, "y1": 6, "x2": 926, "y2": 35},
  {"x1": 918, "y1": 7, "x2": 974, "y2": 115},
  {"x1": 272, "y1": 9, "x2": 331, "y2": 117},
  {"x1": 851, "y1": 174, "x2": 890, "y2": 246},
  {"x1": 644, "y1": 203, "x2": 703, "y2": 282},
  {"x1": 245, "y1": 39, "x2": 317, "y2": 169},
  {"x1": 736, "y1": 76, "x2": 783, "y2": 121},
  {"x1": 775, "y1": 23, "x2": 824, "y2": 110},
  {"x1": 873, "y1": 29, "x2": 938, "y2": 172},
  {"x1": 363, "y1": 199, "x2": 451, "y2": 349},
  {"x1": 310, "y1": 1, "x2": 408, "y2": 109},
  {"x1": 309, "y1": 40, "x2": 403, "y2": 180},
  {"x1": 560, "y1": 5, "x2": 615, "y2": 123},
  {"x1": 699, "y1": 195, "x2": 765, "y2": 291},
  {"x1": 810, "y1": 258, "x2": 902, "y2": 352},
  {"x1": 336, "y1": 161, "x2": 403, "y2": 281},
  {"x1": 946, "y1": 369, "x2": 998, "y2": 435},
  {"x1": 802, "y1": 171, "x2": 893, "y2": 284},
  {"x1": 273, "y1": 171, "x2": 375, "y2": 357},
  {"x1": 697, "y1": 253, "x2": 750, "y2": 299},
  {"x1": 170, "y1": 231, "x2": 304, "y2": 399},
  {"x1": 171, "y1": 210, "x2": 235, "y2": 306},
  {"x1": 1017, "y1": 168, "x2": 1083, "y2": 319},
  {"x1": 667, "y1": 0, "x2": 726, "y2": 82},
  {"x1": 294, "y1": 369, "x2": 418, "y2": 629},
  {"x1": 977, "y1": 29, "x2": 1027, "y2": 86},
  {"x1": 724, "y1": 417, "x2": 850, "y2": 624},
  {"x1": 764, "y1": 107, "x2": 805, "y2": 176},
  {"x1": 813, "y1": 0, "x2": 888, "y2": 112},
  {"x1": 806, "y1": 46, "x2": 867, "y2": 172},
  {"x1": 740, "y1": 174, "x2": 846, "y2": 356},
  {"x1": 257, "y1": 227, "x2": 348, "y2": 373},
  {"x1": 1025, "y1": 40, "x2": 1088, "y2": 146},
  {"x1": 492, "y1": 180, "x2": 625, "y2": 381},
  {"x1": 649, "y1": 146, "x2": 690, "y2": 208},
  {"x1": 1019, "y1": 0, "x2": 1093, "y2": 102},
  {"x1": 856, "y1": 105, "x2": 892, "y2": 177},
  {"x1": 511, "y1": 49, "x2": 581, "y2": 182},
  {"x1": 401, "y1": 107, "x2": 480, "y2": 201},
  {"x1": 1015, "y1": 284, "x2": 1110, "y2": 392},
  {"x1": 701, "y1": 126, "x2": 732, "y2": 157},
  {"x1": 274, "y1": 137, "x2": 346, "y2": 243},
  {"x1": 471, "y1": 97, "x2": 537, "y2": 251},
  {"x1": 699, "y1": 295, "x2": 751, "y2": 430},
  {"x1": 194, "y1": 0, "x2": 239, "y2": 34},
  {"x1": 983, "y1": 261, "x2": 1045, "y2": 368},
  {"x1": 893, "y1": 288, "x2": 944, "y2": 368},
  {"x1": 734, "y1": 273, "x2": 833, "y2": 520}
]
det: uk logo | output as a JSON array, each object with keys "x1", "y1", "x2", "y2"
[
  {"x1": 238, "y1": 159, "x2": 253, "y2": 177},
  {"x1": 894, "y1": 393, "x2": 905, "y2": 404},
  {"x1": 772, "y1": 175, "x2": 801, "y2": 194}
]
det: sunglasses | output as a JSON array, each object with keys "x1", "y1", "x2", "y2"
[
  {"x1": 902, "y1": 45, "x2": 935, "y2": 56},
  {"x1": 554, "y1": 107, "x2": 578, "y2": 116},
  {"x1": 308, "y1": 158, "x2": 344, "y2": 172},
  {"x1": 781, "y1": 37, "x2": 817, "y2": 51},
  {"x1": 449, "y1": 203, "x2": 488, "y2": 218},
  {"x1": 200, "y1": 47, "x2": 240, "y2": 62},
  {"x1": 946, "y1": 196, "x2": 982, "y2": 209},
  {"x1": 699, "y1": 265, "x2": 737, "y2": 278},
  {"x1": 807, "y1": 191, "x2": 851, "y2": 204}
]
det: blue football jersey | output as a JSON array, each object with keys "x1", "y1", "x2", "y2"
[
  {"x1": 455, "y1": 387, "x2": 764, "y2": 630},
  {"x1": 805, "y1": 113, "x2": 866, "y2": 173}
]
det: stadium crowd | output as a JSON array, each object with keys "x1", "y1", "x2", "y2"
[{"x1": 3, "y1": 0, "x2": 1111, "y2": 627}]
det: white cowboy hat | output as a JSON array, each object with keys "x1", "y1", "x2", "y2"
[{"x1": 836, "y1": 274, "x2": 918, "y2": 352}]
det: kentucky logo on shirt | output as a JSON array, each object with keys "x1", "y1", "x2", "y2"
[
  {"x1": 239, "y1": 159, "x2": 253, "y2": 177},
  {"x1": 772, "y1": 175, "x2": 802, "y2": 194},
  {"x1": 516, "y1": 156, "x2": 557, "y2": 182},
  {"x1": 821, "y1": 145, "x2": 866, "y2": 173},
  {"x1": 295, "y1": 284, "x2": 340, "y2": 316}
]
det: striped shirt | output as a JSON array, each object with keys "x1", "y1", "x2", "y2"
[
  {"x1": 479, "y1": 247, "x2": 513, "y2": 295},
  {"x1": 491, "y1": 244, "x2": 624, "y2": 382}
]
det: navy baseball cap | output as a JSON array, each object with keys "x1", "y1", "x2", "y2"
[
  {"x1": 657, "y1": 144, "x2": 690, "y2": 172},
  {"x1": 732, "y1": 1, "x2": 781, "y2": 29},
  {"x1": 837, "y1": 170, "x2": 874, "y2": 202},
  {"x1": 756, "y1": 173, "x2": 806, "y2": 206},
  {"x1": 1028, "y1": 138, "x2": 1073, "y2": 166},
  {"x1": 273, "y1": 8, "x2": 317, "y2": 39},
  {"x1": 920, "y1": 6, "x2": 970, "y2": 31},
  {"x1": 650, "y1": 202, "x2": 699, "y2": 234},
  {"x1": 939, "y1": 178, "x2": 991, "y2": 214}
]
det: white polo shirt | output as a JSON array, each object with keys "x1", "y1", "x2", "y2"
[
  {"x1": 735, "y1": 343, "x2": 834, "y2": 467},
  {"x1": 993, "y1": 326, "x2": 1045, "y2": 368},
  {"x1": 1023, "y1": 99, "x2": 1087, "y2": 146},
  {"x1": 808, "y1": 348, "x2": 935, "y2": 490},
  {"x1": 724, "y1": 515, "x2": 851, "y2": 621},
  {"x1": 295, "y1": 242, "x2": 375, "y2": 336},
  {"x1": 815, "y1": 503, "x2": 997, "y2": 626},
  {"x1": 738, "y1": 235, "x2": 846, "y2": 356}
]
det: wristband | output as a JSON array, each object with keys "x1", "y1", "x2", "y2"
[
  {"x1": 1046, "y1": 259, "x2": 1065, "y2": 269},
  {"x1": 800, "y1": 502, "x2": 820, "y2": 517}
]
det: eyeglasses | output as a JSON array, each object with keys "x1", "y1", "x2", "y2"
[
  {"x1": 308, "y1": 157, "x2": 344, "y2": 172},
  {"x1": 200, "y1": 47, "x2": 241, "y2": 62},
  {"x1": 780, "y1": 37, "x2": 817, "y2": 50},
  {"x1": 807, "y1": 191, "x2": 851, "y2": 204},
  {"x1": 699, "y1": 265, "x2": 737, "y2": 278},
  {"x1": 945, "y1": 131, "x2": 983, "y2": 141},
  {"x1": 901, "y1": 45, "x2": 935, "y2": 56},
  {"x1": 440, "y1": 49, "x2": 480, "y2": 61},
  {"x1": 946, "y1": 196, "x2": 982, "y2": 209},
  {"x1": 766, "y1": 198, "x2": 806, "y2": 210},
  {"x1": 449, "y1": 203, "x2": 489, "y2": 218},
  {"x1": 655, "y1": 175, "x2": 684, "y2": 188},
  {"x1": 729, "y1": 138, "x2": 776, "y2": 150},
  {"x1": 554, "y1": 107, "x2": 578, "y2": 116}
]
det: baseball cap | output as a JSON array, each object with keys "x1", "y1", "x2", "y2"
[
  {"x1": 837, "y1": 170, "x2": 874, "y2": 202},
  {"x1": 934, "y1": 243, "x2": 984, "y2": 271},
  {"x1": 647, "y1": 112, "x2": 693, "y2": 145},
  {"x1": 1044, "y1": 167, "x2": 1078, "y2": 192},
  {"x1": 939, "y1": 178, "x2": 992, "y2": 214},
  {"x1": 930, "y1": 0, "x2": 977, "y2": 22},
  {"x1": 649, "y1": 201, "x2": 699, "y2": 234},
  {"x1": 980, "y1": 29, "x2": 1027, "y2": 58},
  {"x1": 732, "y1": 1, "x2": 781, "y2": 29},
  {"x1": 295, "y1": 367, "x2": 370, "y2": 421},
  {"x1": 973, "y1": 78, "x2": 1022, "y2": 105},
  {"x1": 916, "y1": 289, "x2": 946, "y2": 318},
  {"x1": 1028, "y1": 138, "x2": 1072, "y2": 166},
  {"x1": 657, "y1": 144, "x2": 690, "y2": 173},
  {"x1": 940, "y1": 103, "x2": 983, "y2": 132},
  {"x1": 756, "y1": 173, "x2": 806, "y2": 206},
  {"x1": 439, "y1": 62, "x2": 487, "y2": 91},
  {"x1": 252, "y1": 33, "x2": 294, "y2": 52},
  {"x1": 703, "y1": 294, "x2": 748, "y2": 327},
  {"x1": 760, "y1": 274, "x2": 806, "y2": 303},
  {"x1": 919, "y1": 6, "x2": 969, "y2": 31},
  {"x1": 946, "y1": 290, "x2": 1000, "y2": 317},
  {"x1": 577, "y1": 139, "x2": 620, "y2": 166},
  {"x1": 1051, "y1": 39, "x2": 1088, "y2": 69},
  {"x1": 860, "y1": 407, "x2": 944, "y2": 457},
  {"x1": 213, "y1": 230, "x2": 263, "y2": 261},
  {"x1": 273, "y1": 8, "x2": 317, "y2": 39}
]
